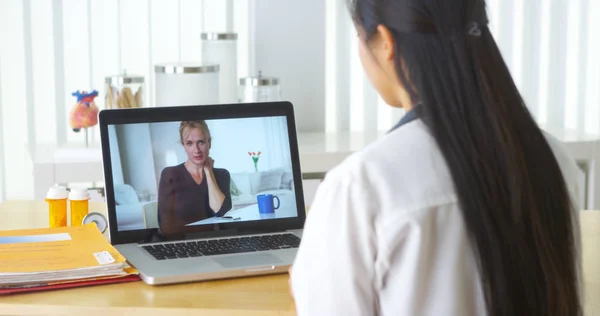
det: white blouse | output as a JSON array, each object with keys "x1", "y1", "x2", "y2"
[{"x1": 290, "y1": 119, "x2": 583, "y2": 315}]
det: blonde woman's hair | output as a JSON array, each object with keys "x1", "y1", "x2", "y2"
[{"x1": 179, "y1": 120, "x2": 211, "y2": 144}]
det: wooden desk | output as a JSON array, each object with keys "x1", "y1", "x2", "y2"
[
  {"x1": 0, "y1": 201, "x2": 598, "y2": 315},
  {"x1": 0, "y1": 201, "x2": 295, "y2": 315}
]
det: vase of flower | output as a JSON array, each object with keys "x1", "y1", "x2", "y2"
[{"x1": 248, "y1": 151, "x2": 262, "y2": 172}]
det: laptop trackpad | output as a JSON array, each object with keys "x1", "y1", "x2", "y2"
[{"x1": 214, "y1": 253, "x2": 282, "y2": 269}]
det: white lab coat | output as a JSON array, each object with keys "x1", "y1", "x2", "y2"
[{"x1": 290, "y1": 119, "x2": 583, "y2": 315}]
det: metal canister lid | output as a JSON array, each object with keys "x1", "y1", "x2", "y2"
[
  {"x1": 200, "y1": 32, "x2": 238, "y2": 40},
  {"x1": 155, "y1": 62, "x2": 220, "y2": 74},
  {"x1": 239, "y1": 71, "x2": 280, "y2": 86},
  {"x1": 105, "y1": 73, "x2": 144, "y2": 84}
]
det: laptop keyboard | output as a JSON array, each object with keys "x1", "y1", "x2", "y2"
[{"x1": 141, "y1": 233, "x2": 301, "y2": 260}]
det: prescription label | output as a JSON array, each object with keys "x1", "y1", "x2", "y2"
[{"x1": 93, "y1": 251, "x2": 115, "y2": 265}]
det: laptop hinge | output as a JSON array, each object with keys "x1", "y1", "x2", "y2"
[
  {"x1": 235, "y1": 228, "x2": 287, "y2": 236},
  {"x1": 137, "y1": 227, "x2": 288, "y2": 244}
]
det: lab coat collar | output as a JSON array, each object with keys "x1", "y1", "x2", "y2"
[{"x1": 389, "y1": 106, "x2": 419, "y2": 133}]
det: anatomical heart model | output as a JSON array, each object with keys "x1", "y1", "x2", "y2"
[{"x1": 69, "y1": 90, "x2": 100, "y2": 147}]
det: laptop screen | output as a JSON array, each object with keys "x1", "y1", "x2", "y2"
[{"x1": 106, "y1": 115, "x2": 299, "y2": 235}]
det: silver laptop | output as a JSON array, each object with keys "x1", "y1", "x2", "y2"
[{"x1": 98, "y1": 102, "x2": 306, "y2": 285}]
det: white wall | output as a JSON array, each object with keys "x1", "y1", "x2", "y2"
[
  {"x1": 148, "y1": 122, "x2": 187, "y2": 180},
  {"x1": 263, "y1": 116, "x2": 292, "y2": 170},
  {"x1": 253, "y1": 0, "x2": 326, "y2": 133},
  {"x1": 107, "y1": 125, "x2": 124, "y2": 185},
  {"x1": 206, "y1": 117, "x2": 291, "y2": 173},
  {"x1": 116, "y1": 124, "x2": 158, "y2": 195}
]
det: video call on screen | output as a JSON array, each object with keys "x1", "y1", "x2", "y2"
[{"x1": 107, "y1": 116, "x2": 299, "y2": 234}]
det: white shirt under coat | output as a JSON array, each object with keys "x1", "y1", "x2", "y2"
[{"x1": 290, "y1": 118, "x2": 583, "y2": 315}]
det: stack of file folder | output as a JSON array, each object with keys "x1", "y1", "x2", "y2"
[{"x1": 0, "y1": 223, "x2": 139, "y2": 294}]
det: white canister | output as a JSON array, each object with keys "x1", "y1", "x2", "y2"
[
  {"x1": 154, "y1": 62, "x2": 219, "y2": 107},
  {"x1": 200, "y1": 33, "x2": 237, "y2": 104}
]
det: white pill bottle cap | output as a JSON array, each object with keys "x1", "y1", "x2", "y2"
[
  {"x1": 69, "y1": 188, "x2": 90, "y2": 201},
  {"x1": 46, "y1": 186, "x2": 69, "y2": 200}
]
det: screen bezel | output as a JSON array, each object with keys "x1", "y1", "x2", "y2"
[{"x1": 99, "y1": 101, "x2": 307, "y2": 245}]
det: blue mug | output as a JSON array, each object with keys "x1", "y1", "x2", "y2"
[{"x1": 257, "y1": 194, "x2": 280, "y2": 214}]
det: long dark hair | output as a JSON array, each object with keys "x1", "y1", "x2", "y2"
[{"x1": 350, "y1": 0, "x2": 581, "y2": 315}]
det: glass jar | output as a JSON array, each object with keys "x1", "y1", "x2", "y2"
[
  {"x1": 239, "y1": 72, "x2": 281, "y2": 102},
  {"x1": 105, "y1": 72, "x2": 145, "y2": 109}
]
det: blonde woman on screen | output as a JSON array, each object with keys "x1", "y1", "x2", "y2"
[{"x1": 157, "y1": 120, "x2": 232, "y2": 235}]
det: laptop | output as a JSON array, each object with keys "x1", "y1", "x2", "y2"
[{"x1": 98, "y1": 101, "x2": 306, "y2": 285}]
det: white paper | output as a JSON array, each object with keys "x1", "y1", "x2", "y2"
[{"x1": 93, "y1": 251, "x2": 115, "y2": 265}]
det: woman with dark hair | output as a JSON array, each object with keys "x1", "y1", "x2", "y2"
[{"x1": 289, "y1": 0, "x2": 583, "y2": 315}]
